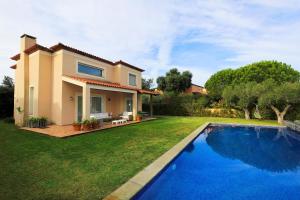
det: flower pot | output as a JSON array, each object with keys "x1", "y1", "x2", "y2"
[
  {"x1": 73, "y1": 124, "x2": 81, "y2": 131},
  {"x1": 82, "y1": 124, "x2": 90, "y2": 131},
  {"x1": 136, "y1": 116, "x2": 142, "y2": 122}
]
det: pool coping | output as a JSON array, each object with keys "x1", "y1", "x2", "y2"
[{"x1": 103, "y1": 122, "x2": 284, "y2": 200}]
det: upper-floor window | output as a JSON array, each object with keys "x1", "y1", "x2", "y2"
[
  {"x1": 129, "y1": 73, "x2": 136, "y2": 86},
  {"x1": 78, "y1": 63, "x2": 103, "y2": 77}
]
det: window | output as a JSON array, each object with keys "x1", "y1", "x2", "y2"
[
  {"x1": 29, "y1": 87, "x2": 34, "y2": 115},
  {"x1": 78, "y1": 63, "x2": 103, "y2": 77},
  {"x1": 90, "y1": 96, "x2": 102, "y2": 114},
  {"x1": 129, "y1": 73, "x2": 136, "y2": 86},
  {"x1": 126, "y1": 98, "x2": 133, "y2": 112}
]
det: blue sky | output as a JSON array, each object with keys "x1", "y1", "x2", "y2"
[{"x1": 1, "y1": 0, "x2": 300, "y2": 86}]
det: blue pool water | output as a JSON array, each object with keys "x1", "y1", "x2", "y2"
[{"x1": 133, "y1": 125, "x2": 300, "y2": 200}]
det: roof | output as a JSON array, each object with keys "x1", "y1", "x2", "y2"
[
  {"x1": 10, "y1": 64, "x2": 16, "y2": 69},
  {"x1": 191, "y1": 83, "x2": 204, "y2": 88},
  {"x1": 66, "y1": 76, "x2": 138, "y2": 91},
  {"x1": 10, "y1": 42, "x2": 145, "y2": 72},
  {"x1": 138, "y1": 89, "x2": 160, "y2": 95},
  {"x1": 50, "y1": 43, "x2": 114, "y2": 66},
  {"x1": 65, "y1": 76, "x2": 159, "y2": 95},
  {"x1": 11, "y1": 53, "x2": 20, "y2": 61},
  {"x1": 114, "y1": 60, "x2": 145, "y2": 72}
]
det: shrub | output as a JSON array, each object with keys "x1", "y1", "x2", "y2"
[
  {"x1": 27, "y1": 117, "x2": 48, "y2": 128},
  {"x1": 3, "y1": 117, "x2": 15, "y2": 124}
]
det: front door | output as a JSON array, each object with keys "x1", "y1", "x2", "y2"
[{"x1": 77, "y1": 96, "x2": 82, "y2": 122}]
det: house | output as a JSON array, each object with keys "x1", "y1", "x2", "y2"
[
  {"x1": 185, "y1": 84, "x2": 207, "y2": 95},
  {"x1": 10, "y1": 34, "x2": 156, "y2": 126}
]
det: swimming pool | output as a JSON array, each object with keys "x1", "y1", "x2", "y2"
[{"x1": 133, "y1": 125, "x2": 300, "y2": 200}]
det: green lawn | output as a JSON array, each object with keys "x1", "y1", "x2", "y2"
[{"x1": 0, "y1": 117, "x2": 279, "y2": 200}]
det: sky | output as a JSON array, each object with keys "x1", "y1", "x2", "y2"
[{"x1": 1, "y1": 0, "x2": 300, "y2": 86}]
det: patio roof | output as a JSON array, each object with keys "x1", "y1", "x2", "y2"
[{"x1": 63, "y1": 76, "x2": 160, "y2": 95}]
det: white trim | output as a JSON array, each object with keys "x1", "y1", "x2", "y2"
[
  {"x1": 89, "y1": 84, "x2": 137, "y2": 94},
  {"x1": 62, "y1": 76, "x2": 86, "y2": 87},
  {"x1": 76, "y1": 60, "x2": 106, "y2": 80},
  {"x1": 128, "y1": 72, "x2": 137, "y2": 86}
]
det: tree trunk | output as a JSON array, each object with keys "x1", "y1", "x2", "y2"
[
  {"x1": 244, "y1": 108, "x2": 250, "y2": 120},
  {"x1": 271, "y1": 105, "x2": 291, "y2": 124}
]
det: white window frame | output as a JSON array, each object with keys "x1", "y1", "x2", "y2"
[
  {"x1": 128, "y1": 72, "x2": 137, "y2": 86},
  {"x1": 76, "y1": 60, "x2": 105, "y2": 79}
]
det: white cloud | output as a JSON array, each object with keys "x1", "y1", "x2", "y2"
[{"x1": 0, "y1": 0, "x2": 300, "y2": 86}]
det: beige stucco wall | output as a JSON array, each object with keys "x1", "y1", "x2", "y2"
[
  {"x1": 14, "y1": 36, "x2": 144, "y2": 126},
  {"x1": 14, "y1": 36, "x2": 36, "y2": 126}
]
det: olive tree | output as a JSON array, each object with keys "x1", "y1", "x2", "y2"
[
  {"x1": 257, "y1": 80, "x2": 300, "y2": 124},
  {"x1": 222, "y1": 82, "x2": 257, "y2": 120}
]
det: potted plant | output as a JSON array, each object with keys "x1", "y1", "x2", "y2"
[
  {"x1": 39, "y1": 117, "x2": 47, "y2": 128},
  {"x1": 136, "y1": 111, "x2": 143, "y2": 122},
  {"x1": 73, "y1": 121, "x2": 82, "y2": 131},
  {"x1": 82, "y1": 119, "x2": 91, "y2": 131},
  {"x1": 90, "y1": 118, "x2": 99, "y2": 129}
]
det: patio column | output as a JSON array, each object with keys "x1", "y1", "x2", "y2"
[
  {"x1": 82, "y1": 84, "x2": 90, "y2": 120},
  {"x1": 132, "y1": 92, "x2": 138, "y2": 120},
  {"x1": 150, "y1": 94, "x2": 153, "y2": 117}
]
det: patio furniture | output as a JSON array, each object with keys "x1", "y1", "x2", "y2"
[
  {"x1": 120, "y1": 112, "x2": 133, "y2": 120},
  {"x1": 90, "y1": 112, "x2": 112, "y2": 120},
  {"x1": 112, "y1": 119, "x2": 127, "y2": 125}
]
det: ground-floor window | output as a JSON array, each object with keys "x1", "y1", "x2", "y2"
[
  {"x1": 77, "y1": 95, "x2": 103, "y2": 122},
  {"x1": 90, "y1": 96, "x2": 102, "y2": 114}
]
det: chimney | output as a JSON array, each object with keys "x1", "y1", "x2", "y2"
[{"x1": 20, "y1": 34, "x2": 36, "y2": 51}]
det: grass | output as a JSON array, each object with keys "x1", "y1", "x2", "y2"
[{"x1": 0, "y1": 117, "x2": 279, "y2": 200}]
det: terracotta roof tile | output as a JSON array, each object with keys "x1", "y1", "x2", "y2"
[
  {"x1": 11, "y1": 54, "x2": 20, "y2": 61},
  {"x1": 66, "y1": 76, "x2": 138, "y2": 91},
  {"x1": 138, "y1": 89, "x2": 160, "y2": 95},
  {"x1": 114, "y1": 60, "x2": 144, "y2": 72},
  {"x1": 24, "y1": 44, "x2": 53, "y2": 54},
  {"x1": 50, "y1": 43, "x2": 114, "y2": 65},
  {"x1": 10, "y1": 64, "x2": 17, "y2": 69},
  {"x1": 10, "y1": 41, "x2": 145, "y2": 72}
]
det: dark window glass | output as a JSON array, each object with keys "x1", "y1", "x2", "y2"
[{"x1": 78, "y1": 63, "x2": 103, "y2": 77}]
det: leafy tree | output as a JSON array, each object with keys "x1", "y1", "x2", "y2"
[
  {"x1": 205, "y1": 61, "x2": 300, "y2": 100},
  {"x1": 257, "y1": 80, "x2": 300, "y2": 124},
  {"x1": 157, "y1": 68, "x2": 192, "y2": 93},
  {"x1": 142, "y1": 78, "x2": 153, "y2": 90},
  {"x1": 2, "y1": 76, "x2": 14, "y2": 88},
  {"x1": 222, "y1": 82, "x2": 257, "y2": 120},
  {"x1": 205, "y1": 69, "x2": 236, "y2": 101}
]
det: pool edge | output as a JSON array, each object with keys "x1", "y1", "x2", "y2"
[{"x1": 103, "y1": 122, "x2": 211, "y2": 200}]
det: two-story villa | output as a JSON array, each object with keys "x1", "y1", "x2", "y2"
[{"x1": 10, "y1": 34, "x2": 155, "y2": 126}]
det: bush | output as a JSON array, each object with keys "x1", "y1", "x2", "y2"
[
  {"x1": 0, "y1": 86, "x2": 14, "y2": 119},
  {"x1": 27, "y1": 117, "x2": 48, "y2": 128},
  {"x1": 142, "y1": 93, "x2": 243, "y2": 118},
  {"x1": 3, "y1": 117, "x2": 15, "y2": 124}
]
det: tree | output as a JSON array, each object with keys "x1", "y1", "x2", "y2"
[
  {"x1": 222, "y1": 82, "x2": 257, "y2": 120},
  {"x1": 0, "y1": 76, "x2": 14, "y2": 118},
  {"x1": 257, "y1": 80, "x2": 300, "y2": 124},
  {"x1": 2, "y1": 76, "x2": 14, "y2": 88},
  {"x1": 205, "y1": 61, "x2": 300, "y2": 101},
  {"x1": 157, "y1": 68, "x2": 192, "y2": 93},
  {"x1": 142, "y1": 78, "x2": 153, "y2": 90},
  {"x1": 205, "y1": 69, "x2": 236, "y2": 101}
]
